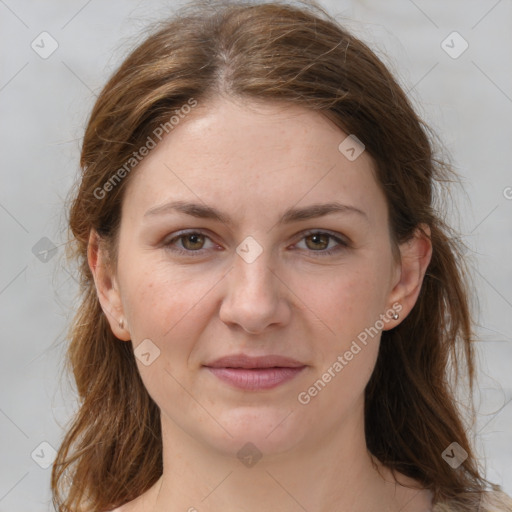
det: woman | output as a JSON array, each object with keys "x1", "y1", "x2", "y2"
[{"x1": 52, "y1": 1, "x2": 512, "y2": 511}]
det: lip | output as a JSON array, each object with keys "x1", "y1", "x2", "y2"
[{"x1": 204, "y1": 354, "x2": 307, "y2": 391}]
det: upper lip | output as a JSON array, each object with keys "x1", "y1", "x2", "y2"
[{"x1": 204, "y1": 354, "x2": 306, "y2": 369}]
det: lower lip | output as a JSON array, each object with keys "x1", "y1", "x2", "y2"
[{"x1": 206, "y1": 366, "x2": 306, "y2": 390}]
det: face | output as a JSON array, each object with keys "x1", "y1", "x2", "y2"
[{"x1": 91, "y1": 96, "x2": 429, "y2": 458}]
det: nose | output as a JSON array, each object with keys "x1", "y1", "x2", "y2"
[{"x1": 219, "y1": 246, "x2": 291, "y2": 335}]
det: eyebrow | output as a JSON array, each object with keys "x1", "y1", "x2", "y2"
[{"x1": 144, "y1": 200, "x2": 368, "y2": 226}]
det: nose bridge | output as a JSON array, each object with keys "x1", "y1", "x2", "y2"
[
  {"x1": 231, "y1": 236, "x2": 277, "y2": 299},
  {"x1": 219, "y1": 235, "x2": 287, "y2": 333}
]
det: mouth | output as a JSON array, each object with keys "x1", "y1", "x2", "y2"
[{"x1": 203, "y1": 354, "x2": 307, "y2": 391}]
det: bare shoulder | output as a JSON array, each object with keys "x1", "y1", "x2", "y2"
[
  {"x1": 103, "y1": 478, "x2": 162, "y2": 512},
  {"x1": 104, "y1": 499, "x2": 142, "y2": 512},
  {"x1": 103, "y1": 503, "x2": 136, "y2": 512},
  {"x1": 105, "y1": 478, "x2": 162, "y2": 512},
  {"x1": 101, "y1": 495, "x2": 145, "y2": 512}
]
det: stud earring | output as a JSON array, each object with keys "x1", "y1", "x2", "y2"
[
  {"x1": 119, "y1": 318, "x2": 124, "y2": 329},
  {"x1": 392, "y1": 311, "x2": 399, "y2": 320}
]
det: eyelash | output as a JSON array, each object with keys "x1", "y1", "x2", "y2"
[{"x1": 163, "y1": 229, "x2": 349, "y2": 258}]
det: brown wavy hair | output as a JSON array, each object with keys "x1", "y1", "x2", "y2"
[{"x1": 52, "y1": 1, "x2": 495, "y2": 510}]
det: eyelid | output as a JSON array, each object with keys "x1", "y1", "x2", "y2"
[
  {"x1": 162, "y1": 229, "x2": 219, "y2": 256},
  {"x1": 291, "y1": 229, "x2": 350, "y2": 256},
  {"x1": 162, "y1": 228, "x2": 350, "y2": 257},
  {"x1": 298, "y1": 229, "x2": 350, "y2": 246}
]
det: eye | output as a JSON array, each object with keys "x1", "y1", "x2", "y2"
[
  {"x1": 293, "y1": 230, "x2": 349, "y2": 256},
  {"x1": 163, "y1": 230, "x2": 217, "y2": 256},
  {"x1": 162, "y1": 229, "x2": 349, "y2": 258}
]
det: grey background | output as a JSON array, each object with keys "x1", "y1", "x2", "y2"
[{"x1": 0, "y1": 0, "x2": 511, "y2": 510}]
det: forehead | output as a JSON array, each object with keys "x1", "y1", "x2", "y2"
[{"x1": 122, "y1": 96, "x2": 386, "y2": 226}]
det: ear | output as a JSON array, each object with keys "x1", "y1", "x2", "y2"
[
  {"x1": 87, "y1": 229, "x2": 131, "y2": 341},
  {"x1": 385, "y1": 224, "x2": 432, "y2": 328}
]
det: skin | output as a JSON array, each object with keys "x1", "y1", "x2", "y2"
[{"x1": 89, "y1": 95, "x2": 433, "y2": 512}]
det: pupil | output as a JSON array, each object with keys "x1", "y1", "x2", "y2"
[
  {"x1": 186, "y1": 234, "x2": 203, "y2": 249},
  {"x1": 310, "y1": 234, "x2": 327, "y2": 249}
]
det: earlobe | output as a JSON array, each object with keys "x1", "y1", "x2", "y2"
[
  {"x1": 87, "y1": 230, "x2": 131, "y2": 341},
  {"x1": 385, "y1": 224, "x2": 432, "y2": 327}
]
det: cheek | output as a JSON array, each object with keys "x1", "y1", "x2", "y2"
[
  {"x1": 304, "y1": 261, "x2": 390, "y2": 339},
  {"x1": 119, "y1": 264, "x2": 217, "y2": 400},
  {"x1": 298, "y1": 259, "x2": 389, "y2": 394},
  {"x1": 121, "y1": 265, "x2": 216, "y2": 341},
  {"x1": 295, "y1": 268, "x2": 386, "y2": 417}
]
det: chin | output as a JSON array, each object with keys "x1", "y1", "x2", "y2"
[{"x1": 204, "y1": 405, "x2": 310, "y2": 459}]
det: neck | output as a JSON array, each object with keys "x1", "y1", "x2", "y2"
[{"x1": 143, "y1": 401, "x2": 426, "y2": 512}]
